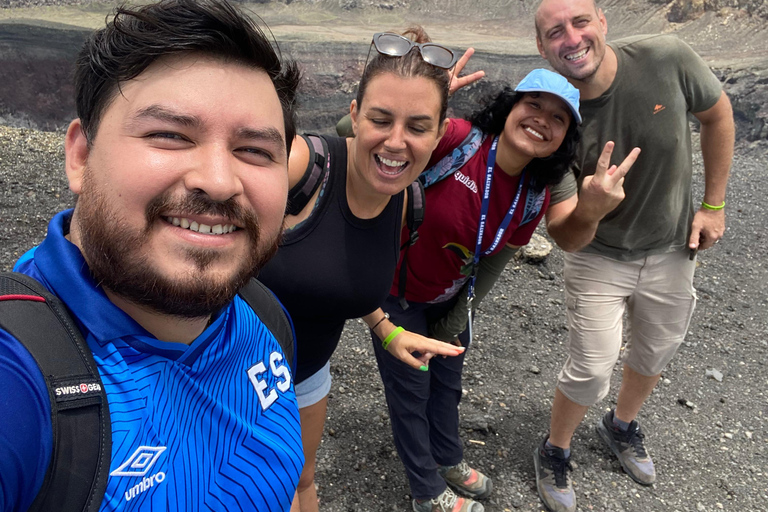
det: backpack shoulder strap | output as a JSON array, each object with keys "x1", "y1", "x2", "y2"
[
  {"x1": 238, "y1": 278, "x2": 296, "y2": 371},
  {"x1": 397, "y1": 180, "x2": 426, "y2": 310},
  {"x1": 403, "y1": 180, "x2": 425, "y2": 250},
  {"x1": 519, "y1": 180, "x2": 548, "y2": 228},
  {"x1": 286, "y1": 134, "x2": 330, "y2": 216},
  {"x1": 420, "y1": 126, "x2": 485, "y2": 188},
  {"x1": 0, "y1": 272, "x2": 110, "y2": 512}
]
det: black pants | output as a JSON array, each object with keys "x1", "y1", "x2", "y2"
[{"x1": 372, "y1": 294, "x2": 471, "y2": 500}]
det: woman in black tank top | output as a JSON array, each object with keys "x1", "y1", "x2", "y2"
[{"x1": 258, "y1": 28, "x2": 477, "y2": 512}]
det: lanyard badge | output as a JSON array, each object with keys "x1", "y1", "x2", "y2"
[{"x1": 466, "y1": 135, "x2": 526, "y2": 345}]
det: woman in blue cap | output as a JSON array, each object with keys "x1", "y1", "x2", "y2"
[{"x1": 366, "y1": 69, "x2": 583, "y2": 512}]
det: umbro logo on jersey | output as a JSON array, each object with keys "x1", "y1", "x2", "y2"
[
  {"x1": 111, "y1": 446, "x2": 167, "y2": 477},
  {"x1": 112, "y1": 446, "x2": 168, "y2": 502}
]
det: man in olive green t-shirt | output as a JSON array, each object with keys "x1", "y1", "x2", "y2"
[{"x1": 530, "y1": 1, "x2": 735, "y2": 511}]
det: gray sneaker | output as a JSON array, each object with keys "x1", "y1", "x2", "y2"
[
  {"x1": 412, "y1": 487, "x2": 485, "y2": 512},
  {"x1": 438, "y1": 460, "x2": 492, "y2": 499},
  {"x1": 596, "y1": 410, "x2": 656, "y2": 485},
  {"x1": 533, "y1": 437, "x2": 576, "y2": 512}
]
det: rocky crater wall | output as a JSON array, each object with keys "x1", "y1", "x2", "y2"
[
  {"x1": 0, "y1": 22, "x2": 88, "y2": 130},
  {"x1": 1, "y1": 0, "x2": 767, "y2": 139},
  {"x1": 1, "y1": 25, "x2": 766, "y2": 141}
]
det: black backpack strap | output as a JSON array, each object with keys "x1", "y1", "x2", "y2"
[
  {"x1": 398, "y1": 180, "x2": 426, "y2": 310},
  {"x1": 286, "y1": 134, "x2": 330, "y2": 216},
  {"x1": 0, "y1": 272, "x2": 110, "y2": 512},
  {"x1": 405, "y1": 179, "x2": 425, "y2": 246},
  {"x1": 238, "y1": 278, "x2": 296, "y2": 372}
]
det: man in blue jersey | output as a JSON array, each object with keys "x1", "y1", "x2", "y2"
[{"x1": 0, "y1": 1, "x2": 304, "y2": 511}]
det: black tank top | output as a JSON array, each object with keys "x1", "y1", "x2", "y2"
[{"x1": 259, "y1": 136, "x2": 405, "y2": 383}]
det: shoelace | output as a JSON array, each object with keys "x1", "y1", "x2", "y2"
[
  {"x1": 431, "y1": 487, "x2": 458, "y2": 511},
  {"x1": 626, "y1": 427, "x2": 648, "y2": 459},
  {"x1": 611, "y1": 420, "x2": 649, "y2": 459},
  {"x1": 544, "y1": 449, "x2": 573, "y2": 489},
  {"x1": 454, "y1": 460, "x2": 473, "y2": 480}
]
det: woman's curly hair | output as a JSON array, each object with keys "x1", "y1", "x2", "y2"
[{"x1": 468, "y1": 86, "x2": 581, "y2": 193}]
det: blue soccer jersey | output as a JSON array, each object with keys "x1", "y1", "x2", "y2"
[{"x1": 0, "y1": 210, "x2": 303, "y2": 511}]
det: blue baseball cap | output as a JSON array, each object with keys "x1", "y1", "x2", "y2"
[{"x1": 514, "y1": 68, "x2": 582, "y2": 125}]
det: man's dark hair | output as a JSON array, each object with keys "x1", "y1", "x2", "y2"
[
  {"x1": 75, "y1": 0, "x2": 301, "y2": 153},
  {"x1": 469, "y1": 87, "x2": 580, "y2": 193}
]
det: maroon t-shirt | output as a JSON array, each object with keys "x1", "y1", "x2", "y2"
[{"x1": 392, "y1": 119, "x2": 549, "y2": 303}]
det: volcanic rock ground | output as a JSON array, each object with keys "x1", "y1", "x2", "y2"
[
  {"x1": 1, "y1": 1, "x2": 768, "y2": 511},
  {"x1": 1, "y1": 129, "x2": 766, "y2": 512}
]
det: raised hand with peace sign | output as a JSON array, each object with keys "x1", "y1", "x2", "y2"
[
  {"x1": 448, "y1": 47, "x2": 486, "y2": 96},
  {"x1": 578, "y1": 141, "x2": 641, "y2": 222},
  {"x1": 545, "y1": 142, "x2": 641, "y2": 252}
]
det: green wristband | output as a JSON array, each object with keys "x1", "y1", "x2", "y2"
[
  {"x1": 381, "y1": 326, "x2": 404, "y2": 350},
  {"x1": 701, "y1": 200, "x2": 725, "y2": 210}
]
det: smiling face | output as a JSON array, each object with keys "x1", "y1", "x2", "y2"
[
  {"x1": 65, "y1": 54, "x2": 289, "y2": 318},
  {"x1": 500, "y1": 92, "x2": 572, "y2": 161},
  {"x1": 349, "y1": 72, "x2": 447, "y2": 198},
  {"x1": 535, "y1": 0, "x2": 608, "y2": 83}
]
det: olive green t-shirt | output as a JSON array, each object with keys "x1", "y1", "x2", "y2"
[{"x1": 552, "y1": 34, "x2": 723, "y2": 261}]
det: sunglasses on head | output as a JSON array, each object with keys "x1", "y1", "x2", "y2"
[{"x1": 369, "y1": 32, "x2": 458, "y2": 69}]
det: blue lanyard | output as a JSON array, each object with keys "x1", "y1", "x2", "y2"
[{"x1": 467, "y1": 136, "x2": 526, "y2": 302}]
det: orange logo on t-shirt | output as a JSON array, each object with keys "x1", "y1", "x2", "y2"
[{"x1": 653, "y1": 104, "x2": 666, "y2": 114}]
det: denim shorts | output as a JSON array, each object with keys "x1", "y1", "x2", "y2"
[{"x1": 294, "y1": 360, "x2": 332, "y2": 409}]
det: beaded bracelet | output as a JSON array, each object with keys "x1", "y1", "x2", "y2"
[{"x1": 381, "y1": 326, "x2": 404, "y2": 350}]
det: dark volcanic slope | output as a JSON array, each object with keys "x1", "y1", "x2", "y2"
[
  {"x1": 0, "y1": 22, "x2": 89, "y2": 131},
  {"x1": 0, "y1": 128, "x2": 71, "y2": 267},
  {"x1": 2, "y1": 0, "x2": 768, "y2": 138}
]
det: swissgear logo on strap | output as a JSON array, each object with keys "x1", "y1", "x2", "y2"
[{"x1": 53, "y1": 380, "x2": 102, "y2": 402}]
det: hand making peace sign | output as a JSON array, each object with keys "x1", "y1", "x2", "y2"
[
  {"x1": 449, "y1": 48, "x2": 486, "y2": 96},
  {"x1": 578, "y1": 141, "x2": 641, "y2": 222}
]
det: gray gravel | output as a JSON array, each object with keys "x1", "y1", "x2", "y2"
[
  {"x1": 316, "y1": 137, "x2": 768, "y2": 511},
  {"x1": 1, "y1": 134, "x2": 767, "y2": 512}
]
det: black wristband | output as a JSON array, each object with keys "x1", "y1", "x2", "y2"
[{"x1": 371, "y1": 312, "x2": 390, "y2": 332}]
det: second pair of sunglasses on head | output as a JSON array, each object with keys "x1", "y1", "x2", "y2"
[{"x1": 369, "y1": 32, "x2": 457, "y2": 69}]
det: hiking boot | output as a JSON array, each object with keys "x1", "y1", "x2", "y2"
[
  {"x1": 596, "y1": 410, "x2": 656, "y2": 485},
  {"x1": 412, "y1": 487, "x2": 485, "y2": 512},
  {"x1": 438, "y1": 460, "x2": 492, "y2": 499},
  {"x1": 533, "y1": 437, "x2": 575, "y2": 512}
]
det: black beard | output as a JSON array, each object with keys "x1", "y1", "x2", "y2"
[{"x1": 76, "y1": 183, "x2": 279, "y2": 319}]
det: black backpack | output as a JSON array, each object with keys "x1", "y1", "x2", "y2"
[
  {"x1": 0, "y1": 272, "x2": 294, "y2": 512},
  {"x1": 287, "y1": 133, "x2": 425, "y2": 309}
]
